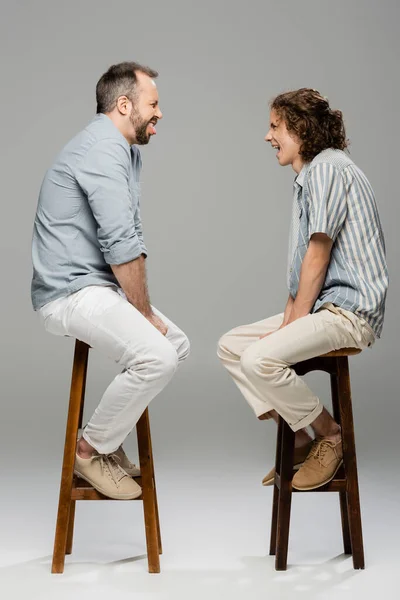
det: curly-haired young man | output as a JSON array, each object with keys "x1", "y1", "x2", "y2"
[{"x1": 218, "y1": 88, "x2": 388, "y2": 490}]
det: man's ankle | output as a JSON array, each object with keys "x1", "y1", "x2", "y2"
[
  {"x1": 324, "y1": 429, "x2": 342, "y2": 443},
  {"x1": 76, "y1": 437, "x2": 96, "y2": 459},
  {"x1": 319, "y1": 424, "x2": 341, "y2": 443}
]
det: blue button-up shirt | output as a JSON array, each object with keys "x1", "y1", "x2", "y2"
[
  {"x1": 31, "y1": 114, "x2": 147, "y2": 310},
  {"x1": 287, "y1": 148, "x2": 388, "y2": 338}
]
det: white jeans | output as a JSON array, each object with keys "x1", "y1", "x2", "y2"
[
  {"x1": 38, "y1": 285, "x2": 190, "y2": 454},
  {"x1": 218, "y1": 303, "x2": 375, "y2": 432}
]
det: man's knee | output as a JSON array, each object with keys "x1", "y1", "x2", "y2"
[
  {"x1": 125, "y1": 338, "x2": 178, "y2": 383},
  {"x1": 241, "y1": 345, "x2": 284, "y2": 383},
  {"x1": 217, "y1": 329, "x2": 237, "y2": 361},
  {"x1": 178, "y1": 334, "x2": 191, "y2": 363},
  {"x1": 152, "y1": 341, "x2": 178, "y2": 381}
]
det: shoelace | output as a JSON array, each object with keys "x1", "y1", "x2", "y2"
[
  {"x1": 306, "y1": 439, "x2": 338, "y2": 466},
  {"x1": 115, "y1": 447, "x2": 138, "y2": 470},
  {"x1": 92, "y1": 453, "x2": 127, "y2": 485}
]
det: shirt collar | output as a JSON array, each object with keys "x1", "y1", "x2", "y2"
[
  {"x1": 92, "y1": 113, "x2": 132, "y2": 150},
  {"x1": 294, "y1": 163, "x2": 309, "y2": 188}
]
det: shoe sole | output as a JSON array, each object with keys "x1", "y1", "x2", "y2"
[
  {"x1": 292, "y1": 459, "x2": 344, "y2": 491},
  {"x1": 73, "y1": 470, "x2": 142, "y2": 500},
  {"x1": 262, "y1": 461, "x2": 304, "y2": 486}
]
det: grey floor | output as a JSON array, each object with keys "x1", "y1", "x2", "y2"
[
  {"x1": 2, "y1": 344, "x2": 398, "y2": 599},
  {"x1": 1, "y1": 456, "x2": 398, "y2": 600}
]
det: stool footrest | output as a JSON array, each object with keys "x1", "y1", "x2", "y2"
[
  {"x1": 274, "y1": 466, "x2": 346, "y2": 492},
  {"x1": 71, "y1": 476, "x2": 143, "y2": 501}
]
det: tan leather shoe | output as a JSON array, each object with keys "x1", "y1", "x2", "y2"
[
  {"x1": 262, "y1": 441, "x2": 314, "y2": 486},
  {"x1": 114, "y1": 446, "x2": 141, "y2": 477},
  {"x1": 74, "y1": 453, "x2": 142, "y2": 499},
  {"x1": 292, "y1": 437, "x2": 343, "y2": 491}
]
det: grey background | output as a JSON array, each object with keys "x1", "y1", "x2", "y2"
[{"x1": 0, "y1": 0, "x2": 399, "y2": 596}]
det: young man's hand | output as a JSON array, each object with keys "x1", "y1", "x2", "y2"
[{"x1": 259, "y1": 323, "x2": 286, "y2": 339}]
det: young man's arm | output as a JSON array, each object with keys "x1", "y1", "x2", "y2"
[
  {"x1": 260, "y1": 163, "x2": 346, "y2": 337},
  {"x1": 259, "y1": 293, "x2": 294, "y2": 339},
  {"x1": 259, "y1": 236, "x2": 330, "y2": 339},
  {"x1": 285, "y1": 233, "x2": 333, "y2": 324},
  {"x1": 285, "y1": 163, "x2": 347, "y2": 324},
  {"x1": 282, "y1": 293, "x2": 295, "y2": 326}
]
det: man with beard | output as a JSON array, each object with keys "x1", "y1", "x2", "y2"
[{"x1": 32, "y1": 62, "x2": 190, "y2": 500}]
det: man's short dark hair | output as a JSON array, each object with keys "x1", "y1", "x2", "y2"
[
  {"x1": 96, "y1": 61, "x2": 159, "y2": 114},
  {"x1": 270, "y1": 88, "x2": 349, "y2": 162}
]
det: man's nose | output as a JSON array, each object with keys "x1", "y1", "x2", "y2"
[
  {"x1": 265, "y1": 130, "x2": 272, "y2": 142},
  {"x1": 156, "y1": 107, "x2": 163, "y2": 120}
]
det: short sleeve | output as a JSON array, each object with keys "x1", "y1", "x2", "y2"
[
  {"x1": 76, "y1": 138, "x2": 143, "y2": 265},
  {"x1": 307, "y1": 163, "x2": 348, "y2": 241}
]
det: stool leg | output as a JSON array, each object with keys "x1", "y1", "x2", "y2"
[
  {"x1": 269, "y1": 415, "x2": 284, "y2": 556},
  {"x1": 330, "y1": 371, "x2": 352, "y2": 556},
  {"x1": 52, "y1": 340, "x2": 89, "y2": 573},
  {"x1": 65, "y1": 502, "x2": 76, "y2": 555},
  {"x1": 137, "y1": 408, "x2": 160, "y2": 573},
  {"x1": 148, "y1": 424, "x2": 162, "y2": 555},
  {"x1": 65, "y1": 353, "x2": 88, "y2": 556},
  {"x1": 276, "y1": 418, "x2": 295, "y2": 571},
  {"x1": 337, "y1": 357, "x2": 365, "y2": 569}
]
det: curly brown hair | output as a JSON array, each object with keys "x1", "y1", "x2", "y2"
[{"x1": 270, "y1": 88, "x2": 349, "y2": 162}]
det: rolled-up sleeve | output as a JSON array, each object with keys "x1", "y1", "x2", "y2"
[
  {"x1": 76, "y1": 138, "x2": 143, "y2": 265},
  {"x1": 134, "y1": 201, "x2": 148, "y2": 257},
  {"x1": 307, "y1": 163, "x2": 348, "y2": 242}
]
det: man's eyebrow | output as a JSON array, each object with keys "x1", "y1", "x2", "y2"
[{"x1": 151, "y1": 99, "x2": 159, "y2": 105}]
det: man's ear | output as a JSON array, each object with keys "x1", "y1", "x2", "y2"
[{"x1": 115, "y1": 95, "x2": 130, "y2": 116}]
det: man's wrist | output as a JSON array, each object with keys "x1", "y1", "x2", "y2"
[
  {"x1": 125, "y1": 295, "x2": 152, "y2": 317},
  {"x1": 288, "y1": 305, "x2": 310, "y2": 322}
]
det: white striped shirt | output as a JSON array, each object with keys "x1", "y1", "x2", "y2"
[{"x1": 287, "y1": 148, "x2": 388, "y2": 337}]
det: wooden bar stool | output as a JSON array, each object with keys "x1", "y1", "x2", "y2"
[
  {"x1": 269, "y1": 348, "x2": 365, "y2": 571},
  {"x1": 51, "y1": 339, "x2": 162, "y2": 574}
]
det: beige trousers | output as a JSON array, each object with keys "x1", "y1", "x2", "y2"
[{"x1": 217, "y1": 303, "x2": 375, "y2": 432}]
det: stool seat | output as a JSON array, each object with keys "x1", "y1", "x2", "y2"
[{"x1": 321, "y1": 348, "x2": 361, "y2": 358}]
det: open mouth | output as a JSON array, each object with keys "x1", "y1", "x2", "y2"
[
  {"x1": 271, "y1": 144, "x2": 281, "y2": 156},
  {"x1": 148, "y1": 119, "x2": 157, "y2": 134}
]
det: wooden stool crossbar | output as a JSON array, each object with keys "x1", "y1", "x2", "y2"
[
  {"x1": 269, "y1": 348, "x2": 365, "y2": 570},
  {"x1": 51, "y1": 339, "x2": 162, "y2": 574}
]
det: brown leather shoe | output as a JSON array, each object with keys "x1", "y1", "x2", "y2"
[
  {"x1": 292, "y1": 437, "x2": 343, "y2": 491},
  {"x1": 262, "y1": 441, "x2": 314, "y2": 486}
]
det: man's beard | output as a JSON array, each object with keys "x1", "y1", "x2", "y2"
[{"x1": 129, "y1": 107, "x2": 151, "y2": 145}]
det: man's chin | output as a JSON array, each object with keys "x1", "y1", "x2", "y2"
[
  {"x1": 136, "y1": 136, "x2": 151, "y2": 146},
  {"x1": 277, "y1": 156, "x2": 291, "y2": 167}
]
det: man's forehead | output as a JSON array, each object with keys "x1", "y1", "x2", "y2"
[
  {"x1": 140, "y1": 85, "x2": 158, "y2": 102},
  {"x1": 136, "y1": 71, "x2": 156, "y2": 86},
  {"x1": 270, "y1": 110, "x2": 280, "y2": 125}
]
